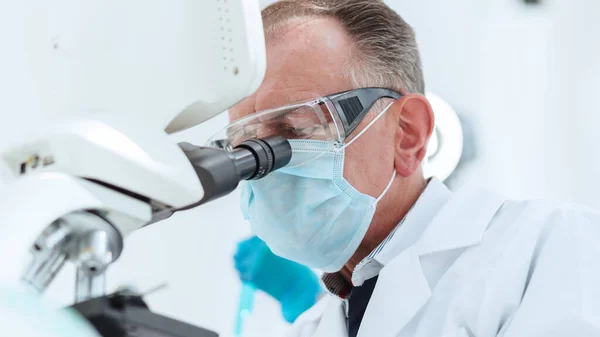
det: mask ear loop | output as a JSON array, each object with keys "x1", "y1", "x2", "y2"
[
  {"x1": 339, "y1": 102, "x2": 395, "y2": 150},
  {"x1": 372, "y1": 97, "x2": 419, "y2": 203},
  {"x1": 376, "y1": 170, "x2": 396, "y2": 203},
  {"x1": 335, "y1": 99, "x2": 415, "y2": 203}
]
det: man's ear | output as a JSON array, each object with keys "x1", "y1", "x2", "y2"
[{"x1": 390, "y1": 94, "x2": 435, "y2": 177}]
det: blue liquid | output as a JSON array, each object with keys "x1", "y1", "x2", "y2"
[{"x1": 234, "y1": 283, "x2": 255, "y2": 337}]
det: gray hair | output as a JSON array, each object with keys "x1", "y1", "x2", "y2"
[{"x1": 262, "y1": 0, "x2": 425, "y2": 96}]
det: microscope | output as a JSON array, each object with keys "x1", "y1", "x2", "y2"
[{"x1": 0, "y1": 0, "x2": 284, "y2": 336}]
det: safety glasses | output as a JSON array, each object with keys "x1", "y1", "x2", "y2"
[
  {"x1": 207, "y1": 88, "x2": 401, "y2": 168},
  {"x1": 208, "y1": 87, "x2": 401, "y2": 148}
]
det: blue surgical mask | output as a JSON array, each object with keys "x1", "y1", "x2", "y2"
[{"x1": 240, "y1": 103, "x2": 396, "y2": 272}]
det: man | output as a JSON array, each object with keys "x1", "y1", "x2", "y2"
[{"x1": 229, "y1": 0, "x2": 600, "y2": 336}]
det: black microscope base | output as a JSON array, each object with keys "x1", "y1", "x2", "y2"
[{"x1": 70, "y1": 292, "x2": 218, "y2": 337}]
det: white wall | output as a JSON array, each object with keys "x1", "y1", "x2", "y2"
[
  {"x1": 548, "y1": 0, "x2": 600, "y2": 207},
  {"x1": 394, "y1": 0, "x2": 600, "y2": 207},
  {"x1": 392, "y1": 0, "x2": 554, "y2": 199},
  {"x1": 9, "y1": 1, "x2": 600, "y2": 337}
]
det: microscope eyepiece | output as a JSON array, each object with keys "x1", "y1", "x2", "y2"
[
  {"x1": 232, "y1": 136, "x2": 291, "y2": 180},
  {"x1": 174, "y1": 136, "x2": 291, "y2": 211}
]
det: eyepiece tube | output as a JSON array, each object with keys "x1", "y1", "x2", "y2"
[
  {"x1": 175, "y1": 136, "x2": 291, "y2": 210},
  {"x1": 233, "y1": 136, "x2": 292, "y2": 180},
  {"x1": 228, "y1": 149, "x2": 257, "y2": 181}
]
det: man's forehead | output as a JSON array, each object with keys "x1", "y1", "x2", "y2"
[
  {"x1": 266, "y1": 16, "x2": 353, "y2": 53},
  {"x1": 230, "y1": 17, "x2": 355, "y2": 119}
]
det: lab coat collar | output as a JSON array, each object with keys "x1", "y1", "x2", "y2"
[
  {"x1": 309, "y1": 298, "x2": 348, "y2": 337},
  {"x1": 415, "y1": 185, "x2": 506, "y2": 256},
  {"x1": 322, "y1": 178, "x2": 452, "y2": 295},
  {"x1": 373, "y1": 177, "x2": 453, "y2": 267},
  {"x1": 356, "y1": 184, "x2": 506, "y2": 337}
]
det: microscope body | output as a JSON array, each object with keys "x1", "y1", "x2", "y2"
[
  {"x1": 0, "y1": 116, "x2": 291, "y2": 337},
  {"x1": 0, "y1": 0, "x2": 269, "y2": 336}
]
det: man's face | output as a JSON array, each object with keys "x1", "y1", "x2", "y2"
[{"x1": 229, "y1": 17, "x2": 398, "y2": 197}]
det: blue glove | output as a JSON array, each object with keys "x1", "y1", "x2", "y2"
[{"x1": 234, "y1": 236, "x2": 323, "y2": 323}]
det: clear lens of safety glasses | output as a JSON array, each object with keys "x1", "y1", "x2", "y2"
[{"x1": 206, "y1": 98, "x2": 346, "y2": 167}]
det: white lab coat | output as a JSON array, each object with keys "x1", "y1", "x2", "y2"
[{"x1": 285, "y1": 186, "x2": 600, "y2": 337}]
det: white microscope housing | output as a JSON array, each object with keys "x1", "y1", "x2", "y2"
[{"x1": 0, "y1": 0, "x2": 267, "y2": 303}]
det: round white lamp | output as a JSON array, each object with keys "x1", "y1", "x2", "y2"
[{"x1": 423, "y1": 93, "x2": 464, "y2": 182}]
